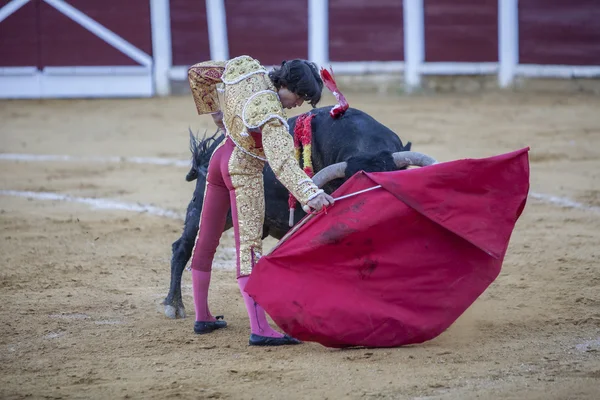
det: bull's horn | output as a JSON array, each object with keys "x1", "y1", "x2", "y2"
[
  {"x1": 312, "y1": 152, "x2": 437, "y2": 188},
  {"x1": 312, "y1": 162, "x2": 347, "y2": 188},
  {"x1": 392, "y1": 151, "x2": 437, "y2": 168}
]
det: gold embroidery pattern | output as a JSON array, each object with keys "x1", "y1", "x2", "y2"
[
  {"x1": 243, "y1": 91, "x2": 287, "y2": 129},
  {"x1": 262, "y1": 120, "x2": 321, "y2": 205},
  {"x1": 188, "y1": 61, "x2": 226, "y2": 115},
  {"x1": 222, "y1": 72, "x2": 272, "y2": 160},
  {"x1": 228, "y1": 146, "x2": 265, "y2": 276},
  {"x1": 222, "y1": 56, "x2": 264, "y2": 83}
]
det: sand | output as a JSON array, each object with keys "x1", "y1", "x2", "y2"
[{"x1": 1, "y1": 91, "x2": 599, "y2": 399}]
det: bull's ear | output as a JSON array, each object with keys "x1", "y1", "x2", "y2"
[{"x1": 186, "y1": 168, "x2": 198, "y2": 182}]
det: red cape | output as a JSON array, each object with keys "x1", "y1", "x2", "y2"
[{"x1": 245, "y1": 148, "x2": 530, "y2": 348}]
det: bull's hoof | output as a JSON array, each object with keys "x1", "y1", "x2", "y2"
[{"x1": 164, "y1": 304, "x2": 186, "y2": 319}]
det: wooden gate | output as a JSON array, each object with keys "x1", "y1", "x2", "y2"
[{"x1": 0, "y1": 0, "x2": 154, "y2": 98}]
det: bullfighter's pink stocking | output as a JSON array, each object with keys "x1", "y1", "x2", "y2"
[
  {"x1": 238, "y1": 276, "x2": 284, "y2": 338},
  {"x1": 192, "y1": 269, "x2": 215, "y2": 322},
  {"x1": 189, "y1": 143, "x2": 232, "y2": 322}
]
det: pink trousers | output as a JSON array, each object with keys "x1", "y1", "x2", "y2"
[{"x1": 190, "y1": 137, "x2": 266, "y2": 277}]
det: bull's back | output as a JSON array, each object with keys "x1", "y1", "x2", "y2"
[{"x1": 290, "y1": 107, "x2": 405, "y2": 168}]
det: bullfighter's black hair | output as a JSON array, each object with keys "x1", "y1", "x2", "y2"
[{"x1": 269, "y1": 59, "x2": 323, "y2": 108}]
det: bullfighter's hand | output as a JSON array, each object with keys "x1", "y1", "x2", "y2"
[
  {"x1": 211, "y1": 111, "x2": 225, "y2": 130},
  {"x1": 306, "y1": 192, "x2": 335, "y2": 212}
]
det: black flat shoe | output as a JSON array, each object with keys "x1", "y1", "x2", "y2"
[
  {"x1": 249, "y1": 334, "x2": 302, "y2": 346},
  {"x1": 194, "y1": 315, "x2": 227, "y2": 334}
]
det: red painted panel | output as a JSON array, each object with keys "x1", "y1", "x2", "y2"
[
  {"x1": 226, "y1": 0, "x2": 308, "y2": 65},
  {"x1": 329, "y1": 0, "x2": 403, "y2": 62},
  {"x1": 65, "y1": 0, "x2": 152, "y2": 56},
  {"x1": 170, "y1": 0, "x2": 210, "y2": 66},
  {"x1": 39, "y1": 1, "x2": 140, "y2": 66},
  {"x1": 424, "y1": 0, "x2": 498, "y2": 62},
  {"x1": 0, "y1": 0, "x2": 40, "y2": 67},
  {"x1": 519, "y1": 0, "x2": 600, "y2": 65}
]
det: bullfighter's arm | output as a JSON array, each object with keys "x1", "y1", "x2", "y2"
[
  {"x1": 243, "y1": 90, "x2": 322, "y2": 204},
  {"x1": 188, "y1": 61, "x2": 226, "y2": 115},
  {"x1": 262, "y1": 120, "x2": 323, "y2": 205}
]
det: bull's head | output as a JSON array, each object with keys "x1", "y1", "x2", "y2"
[{"x1": 311, "y1": 151, "x2": 438, "y2": 188}]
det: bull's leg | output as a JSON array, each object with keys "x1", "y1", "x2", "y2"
[{"x1": 163, "y1": 209, "x2": 200, "y2": 319}]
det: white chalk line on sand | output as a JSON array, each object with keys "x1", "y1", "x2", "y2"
[
  {"x1": 528, "y1": 192, "x2": 600, "y2": 214},
  {"x1": 0, "y1": 190, "x2": 185, "y2": 220},
  {"x1": 1, "y1": 188, "x2": 598, "y2": 221},
  {"x1": 1, "y1": 153, "x2": 599, "y2": 216},
  {"x1": 0, "y1": 153, "x2": 191, "y2": 168}
]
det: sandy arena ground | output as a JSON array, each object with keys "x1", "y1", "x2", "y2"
[{"x1": 1, "y1": 91, "x2": 599, "y2": 400}]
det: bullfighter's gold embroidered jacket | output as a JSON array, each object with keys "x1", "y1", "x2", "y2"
[{"x1": 188, "y1": 55, "x2": 322, "y2": 205}]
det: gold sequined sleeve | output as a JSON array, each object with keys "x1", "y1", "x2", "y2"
[
  {"x1": 262, "y1": 120, "x2": 323, "y2": 205},
  {"x1": 188, "y1": 61, "x2": 226, "y2": 115}
]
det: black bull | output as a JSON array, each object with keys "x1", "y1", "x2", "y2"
[{"x1": 164, "y1": 106, "x2": 420, "y2": 319}]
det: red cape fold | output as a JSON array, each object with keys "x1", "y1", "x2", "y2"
[{"x1": 245, "y1": 148, "x2": 530, "y2": 348}]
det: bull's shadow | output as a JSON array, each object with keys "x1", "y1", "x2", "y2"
[{"x1": 164, "y1": 106, "x2": 416, "y2": 319}]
